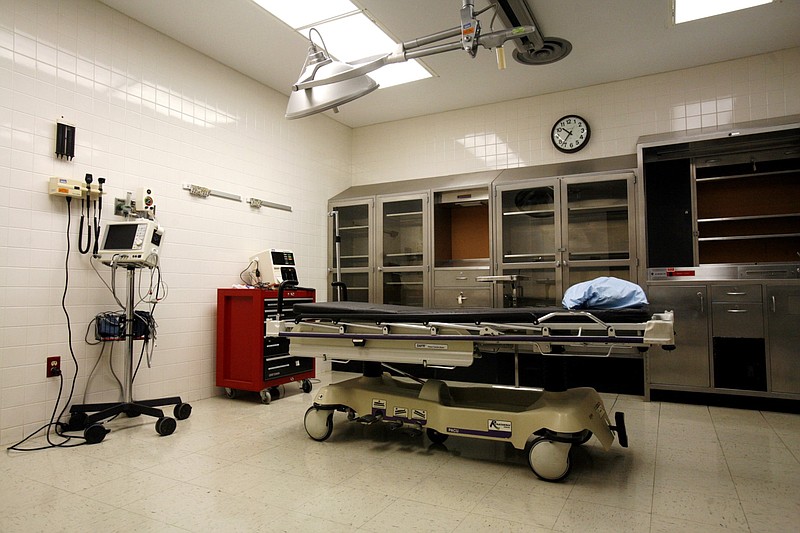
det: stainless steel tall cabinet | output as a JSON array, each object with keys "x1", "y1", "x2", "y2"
[
  {"x1": 328, "y1": 157, "x2": 640, "y2": 307},
  {"x1": 493, "y1": 171, "x2": 637, "y2": 307},
  {"x1": 638, "y1": 116, "x2": 800, "y2": 401}
]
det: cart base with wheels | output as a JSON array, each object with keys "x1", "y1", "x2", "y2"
[{"x1": 303, "y1": 372, "x2": 627, "y2": 481}]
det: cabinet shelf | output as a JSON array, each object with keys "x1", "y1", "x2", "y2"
[
  {"x1": 698, "y1": 213, "x2": 800, "y2": 223},
  {"x1": 340, "y1": 225, "x2": 369, "y2": 231},
  {"x1": 385, "y1": 252, "x2": 423, "y2": 257},
  {"x1": 568, "y1": 204, "x2": 628, "y2": 214},
  {"x1": 385, "y1": 211, "x2": 423, "y2": 218},
  {"x1": 699, "y1": 233, "x2": 800, "y2": 242},
  {"x1": 569, "y1": 250, "x2": 630, "y2": 259},
  {"x1": 503, "y1": 209, "x2": 554, "y2": 217},
  {"x1": 503, "y1": 253, "x2": 555, "y2": 261},
  {"x1": 695, "y1": 168, "x2": 797, "y2": 182},
  {"x1": 384, "y1": 281, "x2": 424, "y2": 286},
  {"x1": 340, "y1": 254, "x2": 369, "y2": 259}
]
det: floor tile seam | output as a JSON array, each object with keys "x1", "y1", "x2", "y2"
[
  {"x1": 393, "y1": 491, "x2": 482, "y2": 514},
  {"x1": 650, "y1": 510, "x2": 750, "y2": 532},
  {"x1": 466, "y1": 501, "x2": 561, "y2": 530},
  {"x1": 551, "y1": 498, "x2": 653, "y2": 532}
]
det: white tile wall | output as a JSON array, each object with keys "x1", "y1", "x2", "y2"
[
  {"x1": 0, "y1": 0, "x2": 351, "y2": 444},
  {"x1": 352, "y1": 47, "x2": 800, "y2": 184}
]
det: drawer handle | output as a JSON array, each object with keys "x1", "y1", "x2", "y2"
[
  {"x1": 726, "y1": 291, "x2": 746, "y2": 295},
  {"x1": 726, "y1": 309, "x2": 748, "y2": 313},
  {"x1": 455, "y1": 276, "x2": 468, "y2": 280}
]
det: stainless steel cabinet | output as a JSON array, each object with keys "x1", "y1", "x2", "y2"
[
  {"x1": 767, "y1": 285, "x2": 800, "y2": 394},
  {"x1": 329, "y1": 199, "x2": 374, "y2": 302},
  {"x1": 647, "y1": 284, "x2": 711, "y2": 388},
  {"x1": 495, "y1": 173, "x2": 636, "y2": 306},
  {"x1": 377, "y1": 193, "x2": 429, "y2": 306}
]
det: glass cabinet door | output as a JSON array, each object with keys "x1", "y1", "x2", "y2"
[
  {"x1": 495, "y1": 180, "x2": 561, "y2": 306},
  {"x1": 495, "y1": 173, "x2": 637, "y2": 307},
  {"x1": 329, "y1": 200, "x2": 373, "y2": 302},
  {"x1": 499, "y1": 182, "x2": 559, "y2": 264},
  {"x1": 377, "y1": 194, "x2": 429, "y2": 306},
  {"x1": 562, "y1": 174, "x2": 635, "y2": 285}
]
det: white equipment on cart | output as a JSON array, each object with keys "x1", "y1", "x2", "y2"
[
  {"x1": 249, "y1": 248, "x2": 299, "y2": 285},
  {"x1": 272, "y1": 301, "x2": 675, "y2": 481}
]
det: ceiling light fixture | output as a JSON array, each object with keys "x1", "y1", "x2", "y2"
[
  {"x1": 286, "y1": 0, "x2": 549, "y2": 119},
  {"x1": 673, "y1": 0, "x2": 773, "y2": 24}
]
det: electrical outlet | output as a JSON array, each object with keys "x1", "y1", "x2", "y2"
[{"x1": 46, "y1": 356, "x2": 61, "y2": 377}]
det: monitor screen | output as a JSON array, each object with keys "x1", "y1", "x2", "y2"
[
  {"x1": 102, "y1": 223, "x2": 139, "y2": 250},
  {"x1": 271, "y1": 250, "x2": 295, "y2": 265}
]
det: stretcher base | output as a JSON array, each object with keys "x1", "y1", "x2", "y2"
[{"x1": 304, "y1": 372, "x2": 626, "y2": 481}]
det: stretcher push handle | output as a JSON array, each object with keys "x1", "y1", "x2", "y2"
[{"x1": 276, "y1": 280, "x2": 299, "y2": 320}]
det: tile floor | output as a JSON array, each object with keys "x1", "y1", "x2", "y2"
[{"x1": 2, "y1": 371, "x2": 799, "y2": 532}]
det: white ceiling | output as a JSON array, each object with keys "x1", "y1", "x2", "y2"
[{"x1": 99, "y1": 0, "x2": 800, "y2": 128}]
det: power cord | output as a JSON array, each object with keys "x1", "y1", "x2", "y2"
[{"x1": 8, "y1": 197, "x2": 87, "y2": 451}]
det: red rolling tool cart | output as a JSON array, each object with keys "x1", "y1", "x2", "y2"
[{"x1": 216, "y1": 285, "x2": 316, "y2": 403}]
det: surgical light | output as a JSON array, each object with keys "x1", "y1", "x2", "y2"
[{"x1": 285, "y1": 1, "x2": 547, "y2": 119}]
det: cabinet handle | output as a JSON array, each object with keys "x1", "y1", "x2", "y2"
[
  {"x1": 455, "y1": 276, "x2": 468, "y2": 280},
  {"x1": 726, "y1": 291, "x2": 746, "y2": 296},
  {"x1": 458, "y1": 292, "x2": 468, "y2": 305},
  {"x1": 726, "y1": 309, "x2": 748, "y2": 313},
  {"x1": 771, "y1": 295, "x2": 776, "y2": 313},
  {"x1": 697, "y1": 292, "x2": 704, "y2": 314}
]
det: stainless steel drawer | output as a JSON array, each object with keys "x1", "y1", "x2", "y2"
[
  {"x1": 711, "y1": 284, "x2": 762, "y2": 303},
  {"x1": 434, "y1": 269, "x2": 488, "y2": 287},
  {"x1": 433, "y1": 288, "x2": 491, "y2": 308},
  {"x1": 712, "y1": 303, "x2": 764, "y2": 337}
]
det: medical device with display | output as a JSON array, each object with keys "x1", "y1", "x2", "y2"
[
  {"x1": 97, "y1": 219, "x2": 164, "y2": 266},
  {"x1": 250, "y1": 248, "x2": 298, "y2": 285}
]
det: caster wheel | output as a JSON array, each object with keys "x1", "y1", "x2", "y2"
[
  {"x1": 224, "y1": 387, "x2": 238, "y2": 399},
  {"x1": 301, "y1": 380, "x2": 312, "y2": 393},
  {"x1": 526, "y1": 437, "x2": 572, "y2": 482},
  {"x1": 155, "y1": 416, "x2": 177, "y2": 436},
  {"x1": 259, "y1": 389, "x2": 272, "y2": 404},
  {"x1": 174, "y1": 403, "x2": 192, "y2": 420},
  {"x1": 84, "y1": 423, "x2": 108, "y2": 444},
  {"x1": 426, "y1": 428, "x2": 448, "y2": 444},
  {"x1": 67, "y1": 412, "x2": 88, "y2": 431},
  {"x1": 304, "y1": 406, "x2": 333, "y2": 441},
  {"x1": 269, "y1": 386, "x2": 282, "y2": 400},
  {"x1": 346, "y1": 409, "x2": 357, "y2": 421}
]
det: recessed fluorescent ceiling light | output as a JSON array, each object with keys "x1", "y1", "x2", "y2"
[
  {"x1": 674, "y1": 0, "x2": 773, "y2": 24},
  {"x1": 253, "y1": 0, "x2": 432, "y2": 89}
]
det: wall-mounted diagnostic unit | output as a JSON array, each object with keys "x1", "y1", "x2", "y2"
[
  {"x1": 250, "y1": 249, "x2": 298, "y2": 285},
  {"x1": 96, "y1": 219, "x2": 164, "y2": 266}
]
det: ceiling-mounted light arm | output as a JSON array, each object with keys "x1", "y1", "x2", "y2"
[
  {"x1": 460, "y1": 0, "x2": 480, "y2": 56},
  {"x1": 293, "y1": 23, "x2": 538, "y2": 92},
  {"x1": 285, "y1": 2, "x2": 545, "y2": 119}
]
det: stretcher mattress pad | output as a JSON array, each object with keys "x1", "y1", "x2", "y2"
[{"x1": 292, "y1": 301, "x2": 650, "y2": 325}]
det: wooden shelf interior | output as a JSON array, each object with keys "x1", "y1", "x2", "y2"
[{"x1": 434, "y1": 202, "x2": 489, "y2": 264}]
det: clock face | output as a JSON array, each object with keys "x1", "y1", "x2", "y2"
[{"x1": 551, "y1": 115, "x2": 591, "y2": 153}]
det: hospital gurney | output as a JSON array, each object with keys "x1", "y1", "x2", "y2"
[{"x1": 272, "y1": 301, "x2": 675, "y2": 481}]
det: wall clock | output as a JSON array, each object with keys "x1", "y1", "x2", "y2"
[{"x1": 551, "y1": 115, "x2": 591, "y2": 153}]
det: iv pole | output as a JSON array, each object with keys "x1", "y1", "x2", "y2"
[{"x1": 329, "y1": 210, "x2": 345, "y2": 301}]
